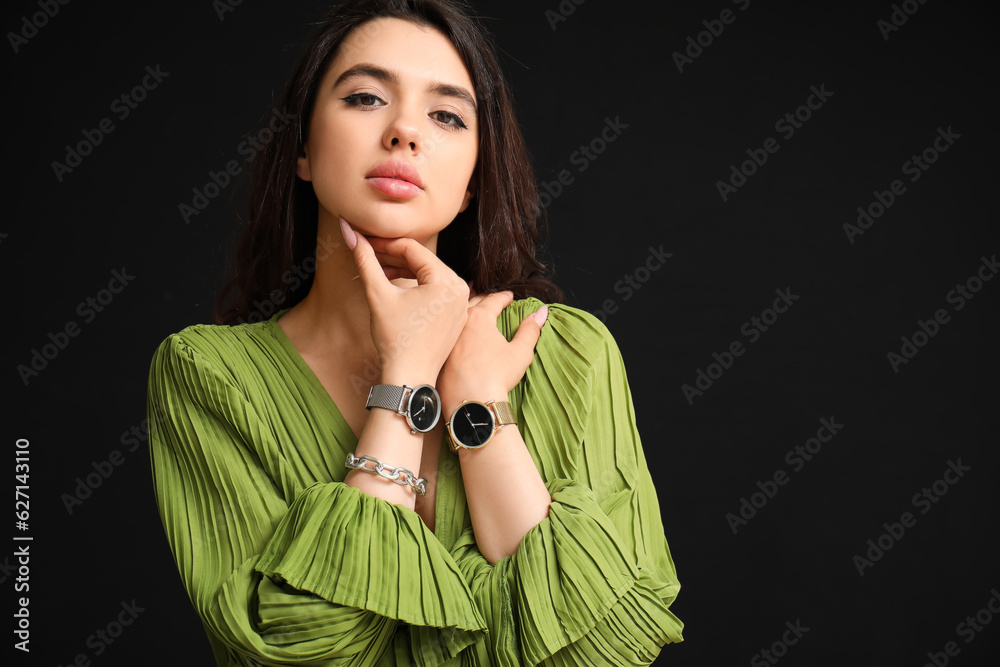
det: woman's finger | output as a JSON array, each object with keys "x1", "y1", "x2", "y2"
[
  {"x1": 510, "y1": 304, "x2": 548, "y2": 365},
  {"x1": 365, "y1": 236, "x2": 451, "y2": 285},
  {"x1": 341, "y1": 217, "x2": 389, "y2": 298},
  {"x1": 350, "y1": 265, "x2": 418, "y2": 282},
  {"x1": 382, "y1": 266, "x2": 417, "y2": 281},
  {"x1": 472, "y1": 290, "x2": 515, "y2": 319},
  {"x1": 372, "y1": 251, "x2": 409, "y2": 269}
]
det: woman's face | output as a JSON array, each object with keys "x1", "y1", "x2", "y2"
[{"x1": 298, "y1": 17, "x2": 479, "y2": 245}]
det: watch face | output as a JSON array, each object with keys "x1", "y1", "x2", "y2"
[
  {"x1": 407, "y1": 385, "x2": 440, "y2": 433},
  {"x1": 451, "y1": 402, "x2": 495, "y2": 448}
]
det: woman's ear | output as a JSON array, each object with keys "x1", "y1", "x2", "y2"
[
  {"x1": 458, "y1": 172, "x2": 477, "y2": 213},
  {"x1": 296, "y1": 145, "x2": 312, "y2": 182}
]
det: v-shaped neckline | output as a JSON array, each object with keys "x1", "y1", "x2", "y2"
[{"x1": 263, "y1": 308, "x2": 452, "y2": 543}]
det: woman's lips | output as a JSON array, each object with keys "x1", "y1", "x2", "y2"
[
  {"x1": 366, "y1": 177, "x2": 422, "y2": 198},
  {"x1": 365, "y1": 159, "x2": 424, "y2": 197}
]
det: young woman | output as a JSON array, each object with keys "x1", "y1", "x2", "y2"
[{"x1": 147, "y1": 0, "x2": 683, "y2": 664}]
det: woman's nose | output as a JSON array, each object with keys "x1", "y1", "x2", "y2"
[{"x1": 384, "y1": 105, "x2": 423, "y2": 152}]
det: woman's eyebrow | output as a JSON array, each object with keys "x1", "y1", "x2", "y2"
[{"x1": 334, "y1": 62, "x2": 477, "y2": 117}]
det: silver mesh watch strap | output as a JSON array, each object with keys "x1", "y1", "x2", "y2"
[{"x1": 366, "y1": 384, "x2": 409, "y2": 413}]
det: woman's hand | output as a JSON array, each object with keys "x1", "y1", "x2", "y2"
[
  {"x1": 340, "y1": 217, "x2": 469, "y2": 385},
  {"x1": 437, "y1": 289, "x2": 549, "y2": 414}
]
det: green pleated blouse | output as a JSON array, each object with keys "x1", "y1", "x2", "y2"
[{"x1": 147, "y1": 297, "x2": 683, "y2": 666}]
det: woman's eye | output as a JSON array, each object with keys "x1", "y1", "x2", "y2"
[
  {"x1": 342, "y1": 92, "x2": 385, "y2": 108},
  {"x1": 432, "y1": 110, "x2": 468, "y2": 130},
  {"x1": 342, "y1": 93, "x2": 467, "y2": 131}
]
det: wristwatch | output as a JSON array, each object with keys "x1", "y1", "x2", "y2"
[
  {"x1": 365, "y1": 384, "x2": 442, "y2": 434},
  {"x1": 445, "y1": 400, "x2": 516, "y2": 451}
]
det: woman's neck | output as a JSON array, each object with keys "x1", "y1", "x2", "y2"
[{"x1": 278, "y1": 215, "x2": 430, "y2": 360}]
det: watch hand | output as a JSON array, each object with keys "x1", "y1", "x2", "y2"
[
  {"x1": 465, "y1": 412, "x2": 475, "y2": 428},
  {"x1": 413, "y1": 405, "x2": 425, "y2": 417}
]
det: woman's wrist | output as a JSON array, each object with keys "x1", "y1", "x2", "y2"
[
  {"x1": 346, "y1": 404, "x2": 425, "y2": 509},
  {"x1": 440, "y1": 383, "x2": 509, "y2": 418},
  {"x1": 378, "y1": 366, "x2": 439, "y2": 388}
]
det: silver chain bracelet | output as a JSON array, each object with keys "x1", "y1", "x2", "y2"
[{"x1": 345, "y1": 452, "x2": 427, "y2": 496}]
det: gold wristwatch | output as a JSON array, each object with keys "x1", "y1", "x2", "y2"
[{"x1": 445, "y1": 400, "x2": 516, "y2": 451}]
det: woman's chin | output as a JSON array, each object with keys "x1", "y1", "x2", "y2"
[{"x1": 342, "y1": 216, "x2": 447, "y2": 243}]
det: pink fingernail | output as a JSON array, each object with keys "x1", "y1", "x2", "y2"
[
  {"x1": 339, "y1": 217, "x2": 357, "y2": 250},
  {"x1": 532, "y1": 305, "x2": 548, "y2": 327}
]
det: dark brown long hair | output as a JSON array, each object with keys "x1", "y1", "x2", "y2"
[{"x1": 215, "y1": 0, "x2": 561, "y2": 325}]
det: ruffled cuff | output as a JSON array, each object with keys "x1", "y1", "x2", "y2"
[
  {"x1": 512, "y1": 478, "x2": 683, "y2": 664},
  {"x1": 254, "y1": 481, "x2": 486, "y2": 651},
  {"x1": 451, "y1": 528, "x2": 521, "y2": 666}
]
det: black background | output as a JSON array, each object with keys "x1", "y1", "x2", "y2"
[{"x1": 3, "y1": 0, "x2": 999, "y2": 665}]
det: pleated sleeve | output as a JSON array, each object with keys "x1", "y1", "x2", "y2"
[
  {"x1": 450, "y1": 301, "x2": 684, "y2": 666},
  {"x1": 147, "y1": 330, "x2": 486, "y2": 666}
]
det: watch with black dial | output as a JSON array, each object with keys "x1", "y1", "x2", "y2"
[
  {"x1": 445, "y1": 400, "x2": 516, "y2": 451},
  {"x1": 365, "y1": 384, "x2": 442, "y2": 434}
]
